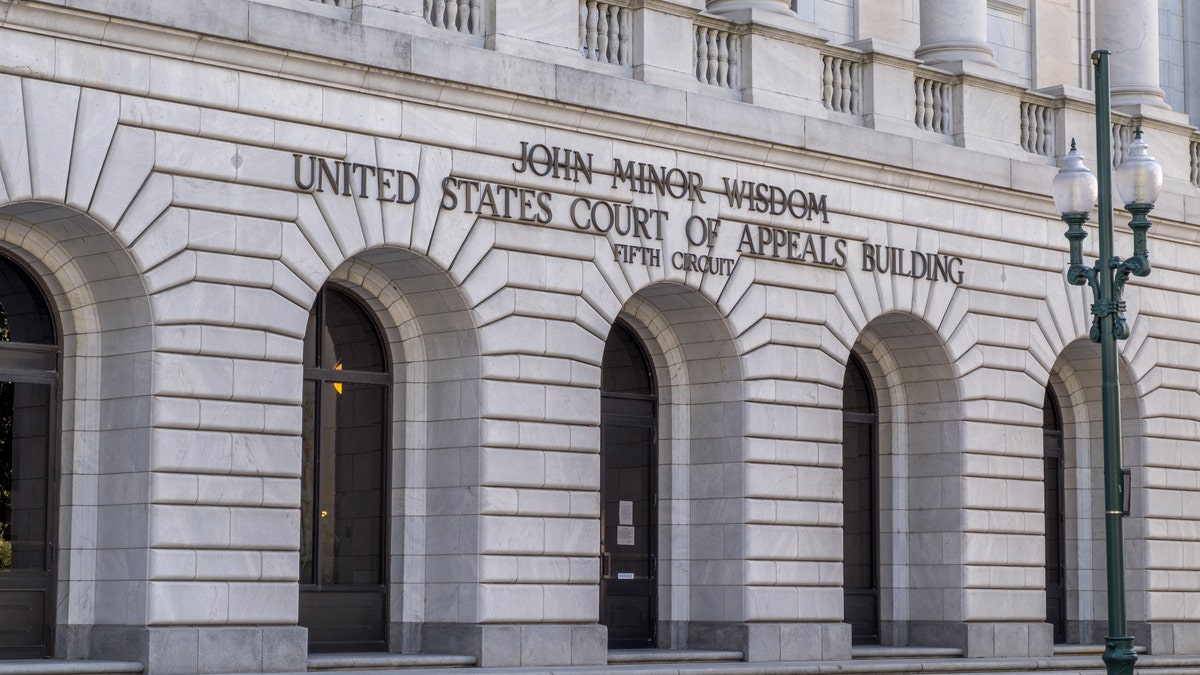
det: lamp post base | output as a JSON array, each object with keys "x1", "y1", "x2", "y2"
[{"x1": 1102, "y1": 635, "x2": 1137, "y2": 675}]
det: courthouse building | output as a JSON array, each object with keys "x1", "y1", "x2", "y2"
[{"x1": 5, "y1": 0, "x2": 1200, "y2": 672}]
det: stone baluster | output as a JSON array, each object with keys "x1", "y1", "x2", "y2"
[
  {"x1": 596, "y1": 7, "x2": 610, "y2": 61},
  {"x1": 606, "y1": 6, "x2": 620, "y2": 63},
  {"x1": 584, "y1": 2, "x2": 598, "y2": 58},
  {"x1": 696, "y1": 28, "x2": 709, "y2": 82}
]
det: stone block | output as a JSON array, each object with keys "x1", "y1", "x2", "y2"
[
  {"x1": 570, "y1": 624, "x2": 608, "y2": 664},
  {"x1": 478, "y1": 583, "x2": 544, "y2": 622},
  {"x1": 491, "y1": 0, "x2": 579, "y2": 59},
  {"x1": 542, "y1": 582, "x2": 597, "y2": 622},
  {"x1": 148, "y1": 548, "x2": 197, "y2": 581},
  {"x1": 519, "y1": 623, "x2": 572, "y2": 666},
  {"x1": 821, "y1": 621, "x2": 852, "y2": 660},
  {"x1": 908, "y1": 619, "x2": 967, "y2": 651},
  {"x1": 147, "y1": 581, "x2": 229, "y2": 623},
  {"x1": 148, "y1": 504, "x2": 231, "y2": 549},
  {"x1": 198, "y1": 627, "x2": 262, "y2": 673},
  {"x1": 423, "y1": 623, "x2": 521, "y2": 667},
  {"x1": 1028, "y1": 621, "x2": 1054, "y2": 657},
  {"x1": 636, "y1": 8, "x2": 699, "y2": 86},
  {"x1": 687, "y1": 620, "x2": 748, "y2": 653},
  {"x1": 89, "y1": 625, "x2": 196, "y2": 675},
  {"x1": 261, "y1": 626, "x2": 308, "y2": 673},
  {"x1": 226, "y1": 582, "x2": 297, "y2": 623},
  {"x1": 24, "y1": 79, "x2": 78, "y2": 202}
]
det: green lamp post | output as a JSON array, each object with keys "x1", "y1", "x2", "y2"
[{"x1": 1050, "y1": 50, "x2": 1162, "y2": 675}]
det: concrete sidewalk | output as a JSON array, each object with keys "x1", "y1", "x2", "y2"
[
  {"x1": 294, "y1": 647, "x2": 1200, "y2": 675},
  {"x1": 12, "y1": 647, "x2": 1200, "y2": 675}
]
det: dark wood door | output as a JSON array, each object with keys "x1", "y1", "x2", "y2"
[
  {"x1": 599, "y1": 321, "x2": 657, "y2": 648},
  {"x1": 600, "y1": 398, "x2": 656, "y2": 647},
  {"x1": 1044, "y1": 389, "x2": 1066, "y2": 643},
  {"x1": 0, "y1": 379, "x2": 55, "y2": 658},
  {"x1": 0, "y1": 253, "x2": 60, "y2": 659},
  {"x1": 842, "y1": 354, "x2": 879, "y2": 645}
]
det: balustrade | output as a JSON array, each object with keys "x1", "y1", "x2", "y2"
[
  {"x1": 1019, "y1": 101, "x2": 1053, "y2": 156},
  {"x1": 914, "y1": 75, "x2": 953, "y2": 135},
  {"x1": 694, "y1": 22, "x2": 740, "y2": 90},
  {"x1": 1110, "y1": 121, "x2": 1132, "y2": 168},
  {"x1": 580, "y1": 1, "x2": 631, "y2": 66},
  {"x1": 427, "y1": 0, "x2": 482, "y2": 35},
  {"x1": 821, "y1": 53, "x2": 861, "y2": 115},
  {"x1": 287, "y1": 0, "x2": 1198, "y2": 184},
  {"x1": 1192, "y1": 138, "x2": 1200, "y2": 188}
]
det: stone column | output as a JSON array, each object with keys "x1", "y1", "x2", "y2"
[
  {"x1": 914, "y1": 0, "x2": 994, "y2": 67},
  {"x1": 705, "y1": 0, "x2": 792, "y2": 16},
  {"x1": 1095, "y1": 0, "x2": 1167, "y2": 108}
]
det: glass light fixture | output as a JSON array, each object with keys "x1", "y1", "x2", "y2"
[
  {"x1": 1052, "y1": 140, "x2": 1098, "y2": 217},
  {"x1": 1115, "y1": 127, "x2": 1162, "y2": 208}
]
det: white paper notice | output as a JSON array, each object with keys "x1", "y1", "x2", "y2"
[
  {"x1": 619, "y1": 500, "x2": 633, "y2": 525},
  {"x1": 617, "y1": 525, "x2": 635, "y2": 546}
]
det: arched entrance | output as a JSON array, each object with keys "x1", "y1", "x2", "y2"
[
  {"x1": 842, "y1": 352, "x2": 879, "y2": 645},
  {"x1": 600, "y1": 321, "x2": 658, "y2": 648},
  {"x1": 1043, "y1": 386, "x2": 1066, "y2": 643},
  {"x1": 299, "y1": 286, "x2": 391, "y2": 652},
  {"x1": 0, "y1": 252, "x2": 59, "y2": 658}
]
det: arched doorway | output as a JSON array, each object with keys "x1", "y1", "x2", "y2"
[
  {"x1": 299, "y1": 286, "x2": 391, "y2": 652},
  {"x1": 600, "y1": 321, "x2": 658, "y2": 648},
  {"x1": 0, "y1": 252, "x2": 59, "y2": 658},
  {"x1": 1043, "y1": 386, "x2": 1066, "y2": 644},
  {"x1": 842, "y1": 352, "x2": 879, "y2": 645}
]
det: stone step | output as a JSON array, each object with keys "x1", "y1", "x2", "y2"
[
  {"x1": 1051, "y1": 644, "x2": 1105, "y2": 656},
  {"x1": 308, "y1": 653, "x2": 477, "y2": 671},
  {"x1": 0, "y1": 661, "x2": 143, "y2": 675},
  {"x1": 607, "y1": 649, "x2": 746, "y2": 664},
  {"x1": 851, "y1": 646, "x2": 964, "y2": 660}
]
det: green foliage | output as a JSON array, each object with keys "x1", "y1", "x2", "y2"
[{"x1": 0, "y1": 538, "x2": 10, "y2": 570}]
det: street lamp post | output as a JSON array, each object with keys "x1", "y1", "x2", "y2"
[{"x1": 1051, "y1": 50, "x2": 1162, "y2": 675}]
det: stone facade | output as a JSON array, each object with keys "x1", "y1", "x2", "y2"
[{"x1": 1, "y1": 0, "x2": 1200, "y2": 673}]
